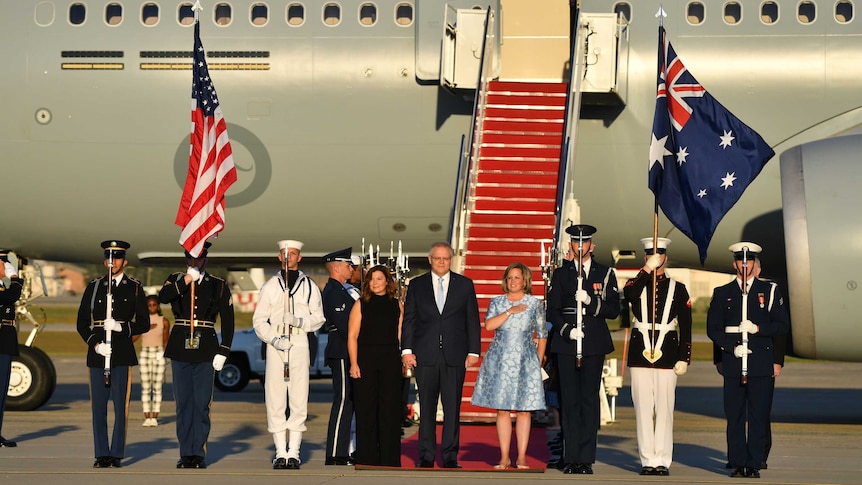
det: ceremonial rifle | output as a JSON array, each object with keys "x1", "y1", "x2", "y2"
[
  {"x1": 741, "y1": 246, "x2": 750, "y2": 385},
  {"x1": 103, "y1": 252, "x2": 114, "y2": 387}
]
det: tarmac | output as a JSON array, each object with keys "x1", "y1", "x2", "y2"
[{"x1": 1, "y1": 355, "x2": 861, "y2": 485}]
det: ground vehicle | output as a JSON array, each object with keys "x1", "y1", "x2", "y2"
[{"x1": 215, "y1": 329, "x2": 330, "y2": 392}]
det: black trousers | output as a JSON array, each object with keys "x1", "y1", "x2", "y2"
[
  {"x1": 326, "y1": 358, "x2": 354, "y2": 459},
  {"x1": 556, "y1": 353, "x2": 604, "y2": 465},
  {"x1": 724, "y1": 374, "x2": 772, "y2": 469},
  {"x1": 88, "y1": 366, "x2": 131, "y2": 458},
  {"x1": 414, "y1": 348, "x2": 466, "y2": 464},
  {"x1": 354, "y1": 355, "x2": 402, "y2": 466},
  {"x1": 0, "y1": 354, "x2": 11, "y2": 436}
]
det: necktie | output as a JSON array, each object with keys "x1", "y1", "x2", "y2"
[{"x1": 436, "y1": 277, "x2": 445, "y2": 313}]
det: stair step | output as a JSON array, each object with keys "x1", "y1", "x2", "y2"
[
  {"x1": 468, "y1": 212, "x2": 556, "y2": 225},
  {"x1": 485, "y1": 92, "x2": 567, "y2": 107},
  {"x1": 488, "y1": 80, "x2": 569, "y2": 94},
  {"x1": 472, "y1": 199, "x2": 555, "y2": 212},
  {"x1": 474, "y1": 185, "x2": 556, "y2": 198},
  {"x1": 464, "y1": 254, "x2": 544, "y2": 267},
  {"x1": 477, "y1": 159, "x2": 559, "y2": 172},
  {"x1": 476, "y1": 172, "x2": 559, "y2": 185},
  {"x1": 465, "y1": 239, "x2": 550, "y2": 253},
  {"x1": 482, "y1": 119, "x2": 564, "y2": 134},
  {"x1": 484, "y1": 106, "x2": 565, "y2": 120},
  {"x1": 480, "y1": 132, "x2": 563, "y2": 146}
]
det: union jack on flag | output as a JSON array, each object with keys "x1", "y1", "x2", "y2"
[
  {"x1": 649, "y1": 26, "x2": 774, "y2": 264},
  {"x1": 175, "y1": 21, "x2": 237, "y2": 258}
]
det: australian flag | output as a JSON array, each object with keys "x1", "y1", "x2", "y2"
[{"x1": 649, "y1": 26, "x2": 774, "y2": 264}]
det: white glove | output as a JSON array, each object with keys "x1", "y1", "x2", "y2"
[
  {"x1": 739, "y1": 320, "x2": 758, "y2": 334},
  {"x1": 575, "y1": 289, "x2": 591, "y2": 305},
  {"x1": 155, "y1": 350, "x2": 165, "y2": 361},
  {"x1": 282, "y1": 312, "x2": 297, "y2": 327},
  {"x1": 186, "y1": 266, "x2": 201, "y2": 282},
  {"x1": 102, "y1": 317, "x2": 120, "y2": 333},
  {"x1": 271, "y1": 336, "x2": 292, "y2": 351},
  {"x1": 95, "y1": 343, "x2": 112, "y2": 357},
  {"x1": 673, "y1": 361, "x2": 688, "y2": 376},
  {"x1": 212, "y1": 354, "x2": 227, "y2": 371},
  {"x1": 733, "y1": 345, "x2": 752, "y2": 359},
  {"x1": 3, "y1": 262, "x2": 16, "y2": 278},
  {"x1": 568, "y1": 326, "x2": 584, "y2": 341},
  {"x1": 645, "y1": 253, "x2": 662, "y2": 272}
]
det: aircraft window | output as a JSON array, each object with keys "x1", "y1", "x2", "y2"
[
  {"x1": 69, "y1": 3, "x2": 86, "y2": 25},
  {"x1": 613, "y1": 2, "x2": 632, "y2": 23},
  {"x1": 395, "y1": 3, "x2": 413, "y2": 26},
  {"x1": 835, "y1": 1, "x2": 854, "y2": 22},
  {"x1": 798, "y1": 1, "x2": 816, "y2": 23},
  {"x1": 251, "y1": 4, "x2": 268, "y2": 26},
  {"x1": 215, "y1": 3, "x2": 232, "y2": 26},
  {"x1": 178, "y1": 3, "x2": 194, "y2": 26},
  {"x1": 106, "y1": 3, "x2": 122, "y2": 26},
  {"x1": 723, "y1": 2, "x2": 741, "y2": 24},
  {"x1": 287, "y1": 3, "x2": 305, "y2": 26},
  {"x1": 760, "y1": 1, "x2": 778, "y2": 24},
  {"x1": 360, "y1": 3, "x2": 377, "y2": 26},
  {"x1": 686, "y1": 2, "x2": 705, "y2": 25},
  {"x1": 142, "y1": 3, "x2": 159, "y2": 26},
  {"x1": 323, "y1": 3, "x2": 341, "y2": 26}
]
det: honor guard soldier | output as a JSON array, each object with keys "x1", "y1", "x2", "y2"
[
  {"x1": 546, "y1": 225, "x2": 620, "y2": 475},
  {"x1": 0, "y1": 250, "x2": 23, "y2": 448},
  {"x1": 321, "y1": 247, "x2": 359, "y2": 466},
  {"x1": 76, "y1": 240, "x2": 149, "y2": 468},
  {"x1": 159, "y1": 241, "x2": 235, "y2": 469},
  {"x1": 707, "y1": 242, "x2": 789, "y2": 479},
  {"x1": 252, "y1": 240, "x2": 325, "y2": 469},
  {"x1": 623, "y1": 237, "x2": 692, "y2": 476}
]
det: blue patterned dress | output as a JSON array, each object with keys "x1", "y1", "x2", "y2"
[{"x1": 471, "y1": 294, "x2": 548, "y2": 411}]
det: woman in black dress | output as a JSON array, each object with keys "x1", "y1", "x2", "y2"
[{"x1": 348, "y1": 265, "x2": 403, "y2": 466}]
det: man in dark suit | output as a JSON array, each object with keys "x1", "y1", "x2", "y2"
[
  {"x1": 0, "y1": 250, "x2": 23, "y2": 448},
  {"x1": 76, "y1": 240, "x2": 149, "y2": 468},
  {"x1": 546, "y1": 225, "x2": 620, "y2": 475},
  {"x1": 401, "y1": 241, "x2": 481, "y2": 468},
  {"x1": 707, "y1": 242, "x2": 789, "y2": 479}
]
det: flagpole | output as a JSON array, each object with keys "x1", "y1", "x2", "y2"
[
  {"x1": 188, "y1": 0, "x2": 203, "y2": 347},
  {"x1": 651, "y1": 199, "x2": 659, "y2": 361}
]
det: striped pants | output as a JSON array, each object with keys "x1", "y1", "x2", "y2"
[{"x1": 139, "y1": 346, "x2": 166, "y2": 414}]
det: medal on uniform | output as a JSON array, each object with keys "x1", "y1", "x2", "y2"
[{"x1": 758, "y1": 293, "x2": 765, "y2": 309}]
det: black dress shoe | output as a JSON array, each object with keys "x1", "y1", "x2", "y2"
[
  {"x1": 730, "y1": 466, "x2": 746, "y2": 477},
  {"x1": 273, "y1": 457, "x2": 288, "y2": 469},
  {"x1": 561, "y1": 463, "x2": 579, "y2": 474},
  {"x1": 286, "y1": 457, "x2": 300, "y2": 469},
  {"x1": 0, "y1": 436, "x2": 17, "y2": 447},
  {"x1": 93, "y1": 456, "x2": 111, "y2": 468},
  {"x1": 442, "y1": 460, "x2": 462, "y2": 469},
  {"x1": 655, "y1": 466, "x2": 669, "y2": 476},
  {"x1": 177, "y1": 456, "x2": 194, "y2": 468},
  {"x1": 580, "y1": 463, "x2": 593, "y2": 474},
  {"x1": 193, "y1": 456, "x2": 207, "y2": 468},
  {"x1": 418, "y1": 460, "x2": 434, "y2": 468},
  {"x1": 109, "y1": 457, "x2": 122, "y2": 468},
  {"x1": 325, "y1": 456, "x2": 355, "y2": 466},
  {"x1": 745, "y1": 467, "x2": 760, "y2": 478},
  {"x1": 639, "y1": 466, "x2": 656, "y2": 475}
]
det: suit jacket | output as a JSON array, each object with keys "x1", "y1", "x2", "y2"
[
  {"x1": 707, "y1": 278, "x2": 789, "y2": 378},
  {"x1": 0, "y1": 277, "x2": 23, "y2": 356},
  {"x1": 547, "y1": 259, "x2": 620, "y2": 356},
  {"x1": 402, "y1": 271, "x2": 481, "y2": 367},
  {"x1": 322, "y1": 277, "x2": 356, "y2": 361},
  {"x1": 159, "y1": 272, "x2": 235, "y2": 363},
  {"x1": 77, "y1": 274, "x2": 149, "y2": 368}
]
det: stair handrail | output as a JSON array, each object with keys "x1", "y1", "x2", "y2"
[
  {"x1": 449, "y1": 6, "x2": 497, "y2": 272},
  {"x1": 553, "y1": 8, "x2": 588, "y2": 263}
]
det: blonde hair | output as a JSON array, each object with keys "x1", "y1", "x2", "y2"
[{"x1": 501, "y1": 262, "x2": 532, "y2": 294}]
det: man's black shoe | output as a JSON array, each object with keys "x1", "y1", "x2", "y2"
[
  {"x1": 745, "y1": 467, "x2": 761, "y2": 478},
  {"x1": 325, "y1": 456, "x2": 355, "y2": 466},
  {"x1": 192, "y1": 456, "x2": 207, "y2": 468},
  {"x1": 286, "y1": 457, "x2": 300, "y2": 469},
  {"x1": 177, "y1": 456, "x2": 194, "y2": 468},
  {"x1": 442, "y1": 460, "x2": 462, "y2": 469},
  {"x1": 580, "y1": 463, "x2": 593, "y2": 474},
  {"x1": 273, "y1": 457, "x2": 288, "y2": 469},
  {"x1": 730, "y1": 466, "x2": 746, "y2": 477},
  {"x1": 109, "y1": 457, "x2": 122, "y2": 468},
  {"x1": 655, "y1": 466, "x2": 669, "y2": 476},
  {"x1": 640, "y1": 466, "x2": 656, "y2": 475},
  {"x1": 561, "y1": 463, "x2": 578, "y2": 474},
  {"x1": 93, "y1": 456, "x2": 111, "y2": 468},
  {"x1": 418, "y1": 460, "x2": 434, "y2": 468},
  {"x1": 0, "y1": 436, "x2": 17, "y2": 447}
]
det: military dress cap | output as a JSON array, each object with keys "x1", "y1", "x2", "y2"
[
  {"x1": 183, "y1": 241, "x2": 211, "y2": 259},
  {"x1": 101, "y1": 240, "x2": 130, "y2": 258},
  {"x1": 277, "y1": 240, "x2": 303, "y2": 252},
  {"x1": 350, "y1": 253, "x2": 362, "y2": 266},
  {"x1": 729, "y1": 241, "x2": 762, "y2": 260},
  {"x1": 0, "y1": 249, "x2": 9, "y2": 262},
  {"x1": 323, "y1": 247, "x2": 353, "y2": 263},
  {"x1": 565, "y1": 224, "x2": 597, "y2": 240},
  {"x1": 641, "y1": 237, "x2": 672, "y2": 254}
]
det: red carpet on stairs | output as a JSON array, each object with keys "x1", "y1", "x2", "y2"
[{"x1": 394, "y1": 424, "x2": 549, "y2": 471}]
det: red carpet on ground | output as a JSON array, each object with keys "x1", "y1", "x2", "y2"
[{"x1": 397, "y1": 424, "x2": 549, "y2": 471}]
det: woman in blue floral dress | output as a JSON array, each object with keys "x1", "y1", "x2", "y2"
[{"x1": 471, "y1": 262, "x2": 548, "y2": 469}]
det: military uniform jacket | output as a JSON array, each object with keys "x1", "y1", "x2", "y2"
[
  {"x1": 546, "y1": 259, "x2": 620, "y2": 356},
  {"x1": 322, "y1": 277, "x2": 356, "y2": 361},
  {"x1": 707, "y1": 278, "x2": 789, "y2": 378},
  {"x1": 76, "y1": 274, "x2": 149, "y2": 368},
  {"x1": 0, "y1": 276, "x2": 23, "y2": 356},
  {"x1": 252, "y1": 270, "x2": 325, "y2": 345},
  {"x1": 623, "y1": 270, "x2": 692, "y2": 368},
  {"x1": 159, "y1": 272, "x2": 235, "y2": 363}
]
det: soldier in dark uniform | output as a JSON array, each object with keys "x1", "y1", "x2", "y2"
[
  {"x1": 623, "y1": 237, "x2": 692, "y2": 476},
  {"x1": 76, "y1": 240, "x2": 149, "y2": 468},
  {"x1": 546, "y1": 224, "x2": 620, "y2": 475},
  {"x1": 321, "y1": 247, "x2": 359, "y2": 466},
  {"x1": 158, "y1": 242, "x2": 235, "y2": 469},
  {"x1": 0, "y1": 250, "x2": 23, "y2": 448},
  {"x1": 707, "y1": 242, "x2": 789, "y2": 479}
]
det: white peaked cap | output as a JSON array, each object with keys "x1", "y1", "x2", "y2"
[
  {"x1": 277, "y1": 240, "x2": 304, "y2": 251},
  {"x1": 640, "y1": 237, "x2": 672, "y2": 251}
]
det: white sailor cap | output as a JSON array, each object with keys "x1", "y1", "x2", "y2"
[
  {"x1": 277, "y1": 240, "x2": 304, "y2": 252},
  {"x1": 728, "y1": 242, "x2": 762, "y2": 260},
  {"x1": 640, "y1": 237, "x2": 671, "y2": 254},
  {"x1": 350, "y1": 253, "x2": 362, "y2": 266}
]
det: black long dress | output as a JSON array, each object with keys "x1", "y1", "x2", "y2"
[{"x1": 354, "y1": 294, "x2": 402, "y2": 467}]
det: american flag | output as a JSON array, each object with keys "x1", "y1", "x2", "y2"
[
  {"x1": 175, "y1": 21, "x2": 237, "y2": 258},
  {"x1": 649, "y1": 26, "x2": 774, "y2": 264}
]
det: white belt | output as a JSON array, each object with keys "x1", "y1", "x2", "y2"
[
  {"x1": 633, "y1": 321, "x2": 677, "y2": 332},
  {"x1": 725, "y1": 326, "x2": 741, "y2": 333}
]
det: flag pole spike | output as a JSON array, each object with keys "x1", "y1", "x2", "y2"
[
  {"x1": 655, "y1": 5, "x2": 667, "y2": 27},
  {"x1": 193, "y1": 0, "x2": 202, "y2": 22}
]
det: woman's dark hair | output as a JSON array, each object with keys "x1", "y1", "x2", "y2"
[
  {"x1": 146, "y1": 295, "x2": 163, "y2": 316},
  {"x1": 361, "y1": 265, "x2": 398, "y2": 301}
]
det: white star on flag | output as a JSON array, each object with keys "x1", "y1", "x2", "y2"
[
  {"x1": 676, "y1": 146, "x2": 689, "y2": 165},
  {"x1": 697, "y1": 189, "x2": 707, "y2": 198},
  {"x1": 720, "y1": 172, "x2": 737, "y2": 189},
  {"x1": 719, "y1": 130, "x2": 735, "y2": 149},
  {"x1": 650, "y1": 133, "x2": 672, "y2": 170}
]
